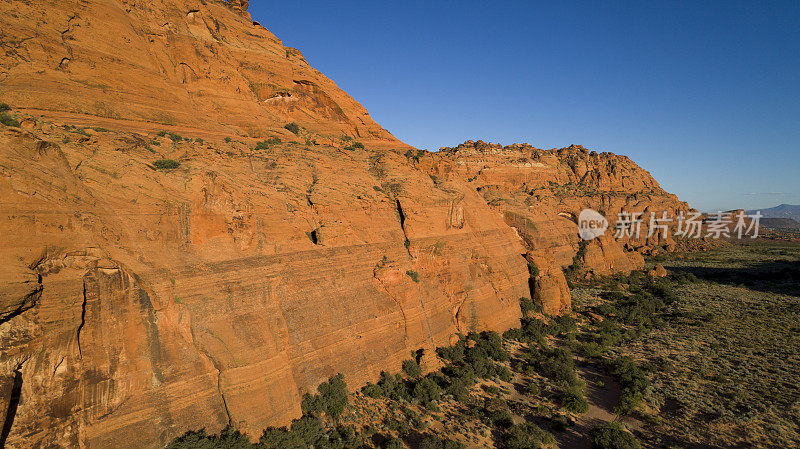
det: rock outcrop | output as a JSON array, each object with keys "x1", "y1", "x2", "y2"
[
  {"x1": 0, "y1": 0, "x2": 403, "y2": 147},
  {"x1": 0, "y1": 3, "x2": 698, "y2": 449},
  {"x1": 418, "y1": 141, "x2": 695, "y2": 313},
  {"x1": 0, "y1": 126, "x2": 527, "y2": 448}
]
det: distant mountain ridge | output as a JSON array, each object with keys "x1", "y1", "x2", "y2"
[
  {"x1": 760, "y1": 218, "x2": 800, "y2": 229},
  {"x1": 747, "y1": 204, "x2": 800, "y2": 221}
]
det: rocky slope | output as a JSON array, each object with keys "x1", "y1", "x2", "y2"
[
  {"x1": 1, "y1": 2, "x2": 695, "y2": 448},
  {"x1": 419, "y1": 141, "x2": 694, "y2": 313},
  {"x1": 0, "y1": 0, "x2": 403, "y2": 147},
  {"x1": 0, "y1": 126, "x2": 528, "y2": 448}
]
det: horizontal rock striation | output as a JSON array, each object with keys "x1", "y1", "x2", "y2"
[
  {"x1": 0, "y1": 0, "x2": 402, "y2": 147},
  {"x1": 419, "y1": 141, "x2": 697, "y2": 313},
  {"x1": 0, "y1": 2, "x2": 700, "y2": 448},
  {"x1": 0, "y1": 127, "x2": 527, "y2": 448}
]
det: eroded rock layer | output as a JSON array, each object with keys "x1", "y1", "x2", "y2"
[
  {"x1": 0, "y1": 3, "x2": 698, "y2": 448},
  {"x1": 0, "y1": 127, "x2": 527, "y2": 448},
  {"x1": 0, "y1": 0, "x2": 402, "y2": 147},
  {"x1": 419, "y1": 141, "x2": 696, "y2": 313}
]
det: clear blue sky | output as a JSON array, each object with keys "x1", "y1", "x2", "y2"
[{"x1": 251, "y1": 1, "x2": 800, "y2": 212}]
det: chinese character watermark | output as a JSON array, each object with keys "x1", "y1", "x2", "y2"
[{"x1": 576, "y1": 209, "x2": 762, "y2": 241}]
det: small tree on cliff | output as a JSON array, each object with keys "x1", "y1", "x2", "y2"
[{"x1": 301, "y1": 373, "x2": 349, "y2": 420}]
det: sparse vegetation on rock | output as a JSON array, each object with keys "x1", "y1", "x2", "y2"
[
  {"x1": 153, "y1": 159, "x2": 181, "y2": 170},
  {"x1": 285, "y1": 122, "x2": 301, "y2": 135}
]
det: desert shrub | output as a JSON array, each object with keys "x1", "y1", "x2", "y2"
[
  {"x1": 504, "y1": 422, "x2": 556, "y2": 449},
  {"x1": 432, "y1": 331, "x2": 512, "y2": 404},
  {"x1": 384, "y1": 437, "x2": 405, "y2": 449},
  {"x1": 564, "y1": 240, "x2": 589, "y2": 278},
  {"x1": 375, "y1": 371, "x2": 411, "y2": 402},
  {"x1": 527, "y1": 261, "x2": 540, "y2": 278},
  {"x1": 255, "y1": 137, "x2": 281, "y2": 150},
  {"x1": 551, "y1": 414, "x2": 571, "y2": 431},
  {"x1": 549, "y1": 315, "x2": 577, "y2": 335},
  {"x1": 670, "y1": 271, "x2": 698, "y2": 284},
  {"x1": 0, "y1": 111, "x2": 20, "y2": 127},
  {"x1": 519, "y1": 296, "x2": 541, "y2": 317},
  {"x1": 153, "y1": 159, "x2": 181, "y2": 170},
  {"x1": 284, "y1": 122, "x2": 301, "y2": 134},
  {"x1": 537, "y1": 348, "x2": 579, "y2": 386},
  {"x1": 590, "y1": 422, "x2": 641, "y2": 449},
  {"x1": 578, "y1": 341, "x2": 606, "y2": 358},
  {"x1": 224, "y1": 137, "x2": 232, "y2": 143},
  {"x1": 418, "y1": 434, "x2": 464, "y2": 449},
  {"x1": 516, "y1": 381, "x2": 540, "y2": 397},
  {"x1": 560, "y1": 387, "x2": 589, "y2": 413},
  {"x1": 368, "y1": 152, "x2": 387, "y2": 178},
  {"x1": 492, "y1": 408, "x2": 514, "y2": 429},
  {"x1": 412, "y1": 377, "x2": 442, "y2": 407},
  {"x1": 0, "y1": 103, "x2": 10, "y2": 112},
  {"x1": 300, "y1": 373, "x2": 348, "y2": 420},
  {"x1": 195, "y1": 138, "x2": 204, "y2": 143},
  {"x1": 166, "y1": 427, "x2": 254, "y2": 449},
  {"x1": 362, "y1": 382, "x2": 383, "y2": 398},
  {"x1": 406, "y1": 270, "x2": 420, "y2": 282},
  {"x1": 344, "y1": 141, "x2": 364, "y2": 151},
  {"x1": 402, "y1": 359, "x2": 422, "y2": 378},
  {"x1": 483, "y1": 384, "x2": 501, "y2": 396},
  {"x1": 157, "y1": 130, "x2": 183, "y2": 142},
  {"x1": 608, "y1": 357, "x2": 650, "y2": 415}
]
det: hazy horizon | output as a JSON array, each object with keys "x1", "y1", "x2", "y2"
[{"x1": 252, "y1": 0, "x2": 799, "y2": 212}]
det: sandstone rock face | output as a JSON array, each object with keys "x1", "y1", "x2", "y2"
[
  {"x1": 0, "y1": 3, "x2": 697, "y2": 448},
  {"x1": 419, "y1": 141, "x2": 696, "y2": 312},
  {"x1": 0, "y1": 127, "x2": 527, "y2": 448},
  {"x1": 0, "y1": 0, "x2": 403, "y2": 147}
]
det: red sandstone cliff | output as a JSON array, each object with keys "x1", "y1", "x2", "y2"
[
  {"x1": 1, "y1": 2, "x2": 696, "y2": 448},
  {"x1": 0, "y1": 0, "x2": 403, "y2": 147},
  {"x1": 419, "y1": 141, "x2": 698, "y2": 314}
]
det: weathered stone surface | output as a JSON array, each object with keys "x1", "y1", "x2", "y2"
[
  {"x1": 419, "y1": 140, "x2": 698, "y2": 312},
  {"x1": 0, "y1": 0, "x2": 404, "y2": 148},
  {"x1": 0, "y1": 2, "x2": 699, "y2": 448},
  {"x1": 0, "y1": 127, "x2": 527, "y2": 448}
]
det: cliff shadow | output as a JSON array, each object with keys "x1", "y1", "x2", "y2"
[{"x1": 668, "y1": 260, "x2": 800, "y2": 297}]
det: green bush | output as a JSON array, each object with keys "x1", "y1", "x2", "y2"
[
  {"x1": 153, "y1": 159, "x2": 181, "y2": 170},
  {"x1": 538, "y1": 348, "x2": 579, "y2": 386},
  {"x1": 0, "y1": 112, "x2": 20, "y2": 127},
  {"x1": 561, "y1": 388, "x2": 589, "y2": 413},
  {"x1": 285, "y1": 122, "x2": 301, "y2": 135},
  {"x1": 361, "y1": 382, "x2": 383, "y2": 398},
  {"x1": 255, "y1": 137, "x2": 281, "y2": 150},
  {"x1": 527, "y1": 261, "x2": 540, "y2": 278},
  {"x1": 418, "y1": 434, "x2": 464, "y2": 449},
  {"x1": 157, "y1": 130, "x2": 183, "y2": 142},
  {"x1": 300, "y1": 373, "x2": 348, "y2": 420},
  {"x1": 344, "y1": 141, "x2": 364, "y2": 151},
  {"x1": 402, "y1": 359, "x2": 422, "y2": 378},
  {"x1": 411, "y1": 377, "x2": 442, "y2": 406},
  {"x1": 406, "y1": 270, "x2": 420, "y2": 282},
  {"x1": 0, "y1": 103, "x2": 10, "y2": 112},
  {"x1": 608, "y1": 357, "x2": 649, "y2": 415},
  {"x1": 166, "y1": 427, "x2": 254, "y2": 449},
  {"x1": 590, "y1": 422, "x2": 641, "y2": 449},
  {"x1": 384, "y1": 437, "x2": 405, "y2": 449},
  {"x1": 504, "y1": 423, "x2": 556, "y2": 449},
  {"x1": 549, "y1": 315, "x2": 577, "y2": 335}
]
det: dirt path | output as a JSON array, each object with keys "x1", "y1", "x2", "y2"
[{"x1": 556, "y1": 358, "x2": 642, "y2": 449}]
